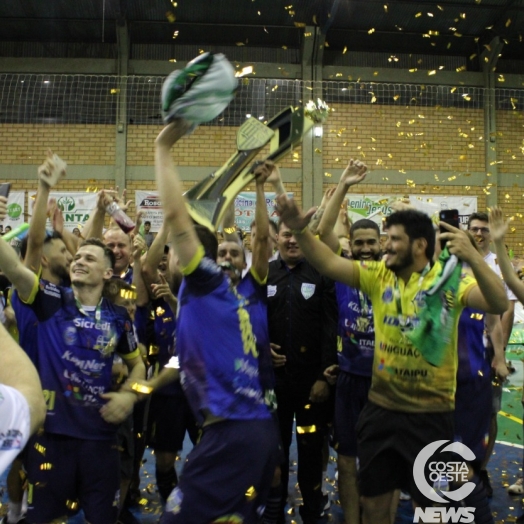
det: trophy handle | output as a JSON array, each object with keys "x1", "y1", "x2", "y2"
[{"x1": 185, "y1": 106, "x2": 314, "y2": 231}]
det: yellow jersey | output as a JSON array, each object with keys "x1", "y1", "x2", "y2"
[{"x1": 351, "y1": 260, "x2": 476, "y2": 412}]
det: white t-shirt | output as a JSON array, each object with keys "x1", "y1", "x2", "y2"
[
  {"x1": 0, "y1": 384, "x2": 30, "y2": 476},
  {"x1": 484, "y1": 251, "x2": 517, "y2": 301}
]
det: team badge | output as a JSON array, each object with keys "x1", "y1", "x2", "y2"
[
  {"x1": 301, "y1": 283, "x2": 315, "y2": 300},
  {"x1": 382, "y1": 287, "x2": 393, "y2": 303},
  {"x1": 63, "y1": 326, "x2": 77, "y2": 346},
  {"x1": 267, "y1": 285, "x2": 277, "y2": 297}
]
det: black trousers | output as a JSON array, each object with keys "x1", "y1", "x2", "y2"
[{"x1": 275, "y1": 380, "x2": 331, "y2": 518}]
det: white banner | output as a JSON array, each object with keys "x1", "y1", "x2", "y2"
[
  {"x1": 135, "y1": 191, "x2": 163, "y2": 233},
  {"x1": 347, "y1": 195, "x2": 477, "y2": 229},
  {"x1": 234, "y1": 191, "x2": 293, "y2": 231},
  {"x1": 28, "y1": 192, "x2": 98, "y2": 232},
  {"x1": 0, "y1": 191, "x2": 25, "y2": 230},
  {"x1": 134, "y1": 190, "x2": 294, "y2": 233}
]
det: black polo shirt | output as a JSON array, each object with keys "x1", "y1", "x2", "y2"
[{"x1": 267, "y1": 255, "x2": 338, "y2": 387}]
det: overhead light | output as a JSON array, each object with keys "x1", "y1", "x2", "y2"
[
  {"x1": 246, "y1": 113, "x2": 252, "y2": 118},
  {"x1": 258, "y1": 116, "x2": 264, "y2": 120},
  {"x1": 314, "y1": 125, "x2": 323, "y2": 138}
]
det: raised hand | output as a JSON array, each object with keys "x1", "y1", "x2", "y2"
[
  {"x1": 38, "y1": 150, "x2": 66, "y2": 188},
  {"x1": 275, "y1": 194, "x2": 316, "y2": 233},
  {"x1": 340, "y1": 159, "x2": 368, "y2": 187},
  {"x1": 489, "y1": 207, "x2": 509, "y2": 243},
  {"x1": 254, "y1": 160, "x2": 276, "y2": 185}
]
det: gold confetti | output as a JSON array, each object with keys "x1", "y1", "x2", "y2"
[
  {"x1": 469, "y1": 53, "x2": 477, "y2": 60},
  {"x1": 456, "y1": 65, "x2": 466, "y2": 72},
  {"x1": 40, "y1": 463, "x2": 53, "y2": 470},
  {"x1": 506, "y1": 18, "x2": 512, "y2": 27},
  {"x1": 172, "y1": 30, "x2": 179, "y2": 39},
  {"x1": 131, "y1": 382, "x2": 153, "y2": 395},
  {"x1": 236, "y1": 42, "x2": 245, "y2": 46},
  {"x1": 368, "y1": 28, "x2": 375, "y2": 34},
  {"x1": 454, "y1": 32, "x2": 462, "y2": 37},
  {"x1": 384, "y1": 4, "x2": 388, "y2": 11},
  {"x1": 409, "y1": 68, "x2": 417, "y2": 73},
  {"x1": 66, "y1": 500, "x2": 79, "y2": 511},
  {"x1": 437, "y1": 5, "x2": 444, "y2": 10},
  {"x1": 393, "y1": 94, "x2": 400, "y2": 101},
  {"x1": 165, "y1": 11, "x2": 176, "y2": 22},
  {"x1": 324, "y1": 172, "x2": 332, "y2": 178},
  {"x1": 460, "y1": 12, "x2": 466, "y2": 19},
  {"x1": 245, "y1": 486, "x2": 257, "y2": 500},
  {"x1": 498, "y1": 74, "x2": 505, "y2": 82},
  {"x1": 396, "y1": 121, "x2": 402, "y2": 127},
  {"x1": 428, "y1": 70, "x2": 436, "y2": 75},
  {"x1": 297, "y1": 425, "x2": 317, "y2": 434},
  {"x1": 34, "y1": 443, "x2": 46, "y2": 455},
  {"x1": 139, "y1": 498, "x2": 148, "y2": 506},
  {"x1": 342, "y1": 46, "x2": 347, "y2": 54},
  {"x1": 294, "y1": 22, "x2": 306, "y2": 28},
  {"x1": 282, "y1": 45, "x2": 288, "y2": 50},
  {"x1": 415, "y1": 12, "x2": 422, "y2": 17},
  {"x1": 314, "y1": 148, "x2": 322, "y2": 154}
]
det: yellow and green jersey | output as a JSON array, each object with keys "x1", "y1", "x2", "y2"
[{"x1": 349, "y1": 260, "x2": 476, "y2": 413}]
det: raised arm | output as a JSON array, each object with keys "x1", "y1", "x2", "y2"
[
  {"x1": 0, "y1": 197, "x2": 38, "y2": 301},
  {"x1": 490, "y1": 207, "x2": 524, "y2": 304},
  {"x1": 275, "y1": 194, "x2": 358, "y2": 287},
  {"x1": 141, "y1": 222, "x2": 168, "y2": 288},
  {"x1": 318, "y1": 159, "x2": 368, "y2": 252},
  {"x1": 440, "y1": 221, "x2": 508, "y2": 314},
  {"x1": 221, "y1": 202, "x2": 240, "y2": 243},
  {"x1": 155, "y1": 120, "x2": 201, "y2": 268},
  {"x1": 24, "y1": 152, "x2": 66, "y2": 272},
  {"x1": 250, "y1": 161, "x2": 274, "y2": 281},
  {"x1": 81, "y1": 190, "x2": 112, "y2": 242}
]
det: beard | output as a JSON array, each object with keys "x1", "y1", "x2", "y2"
[
  {"x1": 385, "y1": 249, "x2": 414, "y2": 273},
  {"x1": 51, "y1": 263, "x2": 71, "y2": 286}
]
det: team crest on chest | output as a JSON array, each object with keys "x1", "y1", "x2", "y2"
[{"x1": 301, "y1": 283, "x2": 315, "y2": 300}]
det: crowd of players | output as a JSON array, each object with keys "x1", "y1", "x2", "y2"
[{"x1": 0, "y1": 119, "x2": 522, "y2": 524}]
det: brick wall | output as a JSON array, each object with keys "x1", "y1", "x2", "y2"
[{"x1": 0, "y1": 101, "x2": 522, "y2": 249}]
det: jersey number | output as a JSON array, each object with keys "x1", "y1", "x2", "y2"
[{"x1": 43, "y1": 389, "x2": 56, "y2": 411}]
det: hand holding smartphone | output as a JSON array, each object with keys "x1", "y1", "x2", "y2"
[{"x1": 439, "y1": 209, "x2": 460, "y2": 251}]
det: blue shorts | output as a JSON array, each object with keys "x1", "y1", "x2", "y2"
[
  {"x1": 25, "y1": 432, "x2": 120, "y2": 524},
  {"x1": 333, "y1": 371, "x2": 371, "y2": 456},
  {"x1": 148, "y1": 393, "x2": 199, "y2": 453},
  {"x1": 455, "y1": 375, "x2": 492, "y2": 468},
  {"x1": 160, "y1": 418, "x2": 280, "y2": 524}
]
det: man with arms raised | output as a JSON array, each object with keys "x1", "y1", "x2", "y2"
[
  {"x1": 275, "y1": 173, "x2": 507, "y2": 524},
  {"x1": 155, "y1": 120, "x2": 279, "y2": 524}
]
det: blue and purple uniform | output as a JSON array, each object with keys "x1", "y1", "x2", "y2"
[
  {"x1": 161, "y1": 248, "x2": 279, "y2": 524},
  {"x1": 17, "y1": 277, "x2": 138, "y2": 524},
  {"x1": 454, "y1": 306, "x2": 492, "y2": 467},
  {"x1": 333, "y1": 282, "x2": 374, "y2": 456}
]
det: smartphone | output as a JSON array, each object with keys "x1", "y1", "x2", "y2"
[
  {"x1": 439, "y1": 209, "x2": 459, "y2": 250},
  {"x1": 0, "y1": 183, "x2": 11, "y2": 198}
]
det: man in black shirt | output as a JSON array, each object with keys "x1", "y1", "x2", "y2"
[{"x1": 267, "y1": 220, "x2": 338, "y2": 524}]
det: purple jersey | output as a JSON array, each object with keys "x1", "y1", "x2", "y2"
[
  {"x1": 177, "y1": 250, "x2": 271, "y2": 425},
  {"x1": 335, "y1": 282, "x2": 374, "y2": 376},
  {"x1": 17, "y1": 279, "x2": 139, "y2": 440},
  {"x1": 456, "y1": 306, "x2": 491, "y2": 384}
]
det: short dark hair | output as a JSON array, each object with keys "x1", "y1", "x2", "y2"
[
  {"x1": 20, "y1": 230, "x2": 64, "y2": 260},
  {"x1": 350, "y1": 219, "x2": 380, "y2": 239},
  {"x1": 144, "y1": 221, "x2": 151, "y2": 226},
  {"x1": 467, "y1": 212, "x2": 489, "y2": 228},
  {"x1": 194, "y1": 225, "x2": 218, "y2": 260},
  {"x1": 384, "y1": 210, "x2": 435, "y2": 260},
  {"x1": 85, "y1": 237, "x2": 116, "y2": 269}
]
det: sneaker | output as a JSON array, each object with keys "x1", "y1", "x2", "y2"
[
  {"x1": 479, "y1": 469, "x2": 493, "y2": 498},
  {"x1": 508, "y1": 477, "x2": 524, "y2": 495}
]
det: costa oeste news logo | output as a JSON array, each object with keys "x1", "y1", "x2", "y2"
[{"x1": 412, "y1": 440, "x2": 476, "y2": 523}]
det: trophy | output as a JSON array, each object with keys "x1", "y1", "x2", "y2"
[{"x1": 184, "y1": 101, "x2": 328, "y2": 231}]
